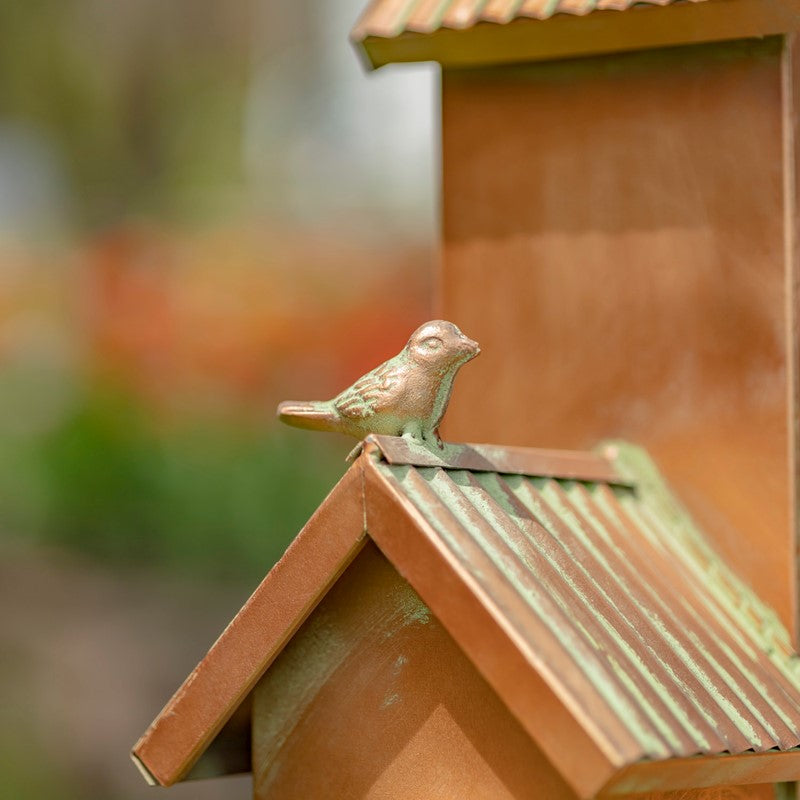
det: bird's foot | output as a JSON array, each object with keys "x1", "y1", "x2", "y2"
[
  {"x1": 345, "y1": 441, "x2": 364, "y2": 462},
  {"x1": 421, "y1": 429, "x2": 444, "y2": 450},
  {"x1": 401, "y1": 429, "x2": 435, "y2": 452}
]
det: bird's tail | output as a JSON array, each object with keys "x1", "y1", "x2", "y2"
[{"x1": 277, "y1": 400, "x2": 340, "y2": 433}]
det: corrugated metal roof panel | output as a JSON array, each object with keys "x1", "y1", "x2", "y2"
[
  {"x1": 370, "y1": 442, "x2": 800, "y2": 762},
  {"x1": 352, "y1": 0, "x2": 709, "y2": 40}
]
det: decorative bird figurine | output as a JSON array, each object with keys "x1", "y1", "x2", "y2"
[{"x1": 277, "y1": 320, "x2": 479, "y2": 451}]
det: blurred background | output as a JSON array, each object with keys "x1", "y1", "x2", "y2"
[{"x1": 0, "y1": 1, "x2": 435, "y2": 797}]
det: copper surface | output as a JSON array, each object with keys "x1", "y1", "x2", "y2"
[
  {"x1": 785, "y1": 32, "x2": 800, "y2": 667},
  {"x1": 131, "y1": 463, "x2": 367, "y2": 786},
  {"x1": 612, "y1": 786, "x2": 776, "y2": 799},
  {"x1": 351, "y1": 0, "x2": 800, "y2": 70},
  {"x1": 361, "y1": 452, "x2": 624, "y2": 798},
  {"x1": 362, "y1": 446, "x2": 800, "y2": 796},
  {"x1": 440, "y1": 39, "x2": 799, "y2": 641},
  {"x1": 252, "y1": 542, "x2": 578, "y2": 800},
  {"x1": 604, "y1": 750, "x2": 800, "y2": 795},
  {"x1": 365, "y1": 433, "x2": 629, "y2": 484},
  {"x1": 133, "y1": 439, "x2": 800, "y2": 795}
]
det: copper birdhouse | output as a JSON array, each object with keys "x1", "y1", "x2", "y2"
[{"x1": 133, "y1": 2, "x2": 800, "y2": 798}]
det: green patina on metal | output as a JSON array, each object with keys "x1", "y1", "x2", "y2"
[
  {"x1": 372, "y1": 441, "x2": 800, "y2": 760},
  {"x1": 555, "y1": 479, "x2": 786, "y2": 744},
  {"x1": 398, "y1": 465, "x2": 667, "y2": 757},
  {"x1": 253, "y1": 557, "x2": 433, "y2": 788},
  {"x1": 380, "y1": 692, "x2": 402, "y2": 709},
  {"x1": 381, "y1": 577, "x2": 431, "y2": 642},
  {"x1": 396, "y1": 583, "x2": 432, "y2": 628},
  {"x1": 607, "y1": 441, "x2": 797, "y2": 676},
  {"x1": 380, "y1": 656, "x2": 409, "y2": 710},
  {"x1": 535, "y1": 479, "x2": 717, "y2": 749},
  {"x1": 569, "y1": 481, "x2": 797, "y2": 743},
  {"x1": 475, "y1": 472, "x2": 692, "y2": 750},
  {"x1": 507, "y1": 516, "x2": 689, "y2": 748}
]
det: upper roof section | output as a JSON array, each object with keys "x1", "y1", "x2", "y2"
[
  {"x1": 133, "y1": 435, "x2": 800, "y2": 798},
  {"x1": 351, "y1": 0, "x2": 800, "y2": 69},
  {"x1": 353, "y1": 0, "x2": 705, "y2": 37}
]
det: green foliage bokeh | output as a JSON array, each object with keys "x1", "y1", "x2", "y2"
[{"x1": 1, "y1": 380, "x2": 345, "y2": 581}]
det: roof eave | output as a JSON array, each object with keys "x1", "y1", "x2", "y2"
[
  {"x1": 353, "y1": 0, "x2": 800, "y2": 71},
  {"x1": 601, "y1": 748, "x2": 800, "y2": 795},
  {"x1": 131, "y1": 463, "x2": 367, "y2": 786}
]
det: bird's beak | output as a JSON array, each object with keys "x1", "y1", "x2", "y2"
[{"x1": 460, "y1": 335, "x2": 480, "y2": 358}]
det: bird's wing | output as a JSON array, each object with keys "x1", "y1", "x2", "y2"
[{"x1": 334, "y1": 360, "x2": 405, "y2": 419}]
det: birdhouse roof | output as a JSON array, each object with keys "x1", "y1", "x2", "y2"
[
  {"x1": 132, "y1": 435, "x2": 800, "y2": 798},
  {"x1": 351, "y1": 0, "x2": 800, "y2": 70}
]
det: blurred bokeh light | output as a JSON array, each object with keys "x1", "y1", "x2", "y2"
[{"x1": 0, "y1": 1, "x2": 435, "y2": 797}]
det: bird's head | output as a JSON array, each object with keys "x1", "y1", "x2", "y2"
[{"x1": 405, "y1": 320, "x2": 480, "y2": 372}]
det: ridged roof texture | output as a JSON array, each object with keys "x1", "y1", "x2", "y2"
[
  {"x1": 372, "y1": 443, "x2": 800, "y2": 763},
  {"x1": 352, "y1": 0, "x2": 708, "y2": 40}
]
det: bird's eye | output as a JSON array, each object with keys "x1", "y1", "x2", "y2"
[{"x1": 422, "y1": 337, "x2": 442, "y2": 350}]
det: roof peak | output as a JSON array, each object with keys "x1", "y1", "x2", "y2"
[{"x1": 362, "y1": 433, "x2": 631, "y2": 485}]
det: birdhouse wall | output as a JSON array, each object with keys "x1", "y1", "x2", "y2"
[
  {"x1": 439, "y1": 37, "x2": 800, "y2": 644},
  {"x1": 248, "y1": 539, "x2": 780, "y2": 800},
  {"x1": 250, "y1": 542, "x2": 577, "y2": 800}
]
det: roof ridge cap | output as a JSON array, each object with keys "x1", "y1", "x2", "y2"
[{"x1": 364, "y1": 433, "x2": 630, "y2": 484}]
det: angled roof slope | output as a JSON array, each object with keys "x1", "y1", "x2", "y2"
[
  {"x1": 352, "y1": 0, "x2": 800, "y2": 69},
  {"x1": 133, "y1": 435, "x2": 800, "y2": 798}
]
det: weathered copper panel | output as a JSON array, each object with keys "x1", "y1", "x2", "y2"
[
  {"x1": 362, "y1": 453, "x2": 624, "y2": 798},
  {"x1": 440, "y1": 40, "x2": 797, "y2": 638},
  {"x1": 785, "y1": 32, "x2": 800, "y2": 675},
  {"x1": 361, "y1": 442, "x2": 800, "y2": 794},
  {"x1": 134, "y1": 438, "x2": 800, "y2": 795},
  {"x1": 606, "y1": 753, "x2": 800, "y2": 795},
  {"x1": 132, "y1": 463, "x2": 367, "y2": 786},
  {"x1": 610, "y1": 784, "x2": 777, "y2": 799},
  {"x1": 252, "y1": 542, "x2": 579, "y2": 800}
]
